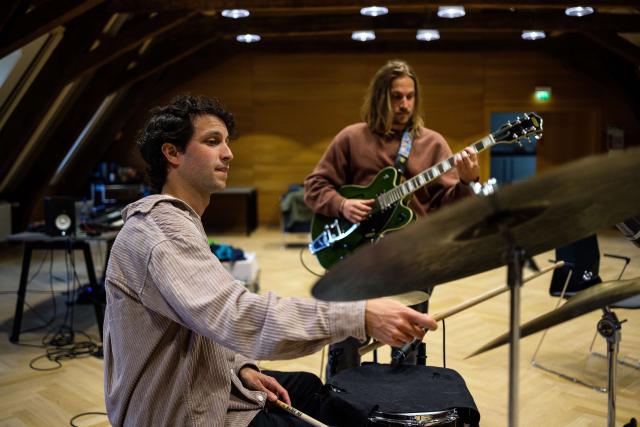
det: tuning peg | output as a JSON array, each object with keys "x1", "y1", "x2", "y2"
[
  {"x1": 523, "y1": 113, "x2": 530, "y2": 119},
  {"x1": 534, "y1": 134, "x2": 541, "y2": 140}
]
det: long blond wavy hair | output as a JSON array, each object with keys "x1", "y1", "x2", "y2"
[{"x1": 361, "y1": 59, "x2": 424, "y2": 137}]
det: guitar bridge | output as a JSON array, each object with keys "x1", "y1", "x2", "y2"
[{"x1": 309, "y1": 220, "x2": 359, "y2": 255}]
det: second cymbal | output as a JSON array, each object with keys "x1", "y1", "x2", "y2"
[
  {"x1": 388, "y1": 290, "x2": 430, "y2": 306},
  {"x1": 466, "y1": 278, "x2": 640, "y2": 359}
]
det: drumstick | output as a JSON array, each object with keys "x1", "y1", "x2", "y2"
[
  {"x1": 274, "y1": 400, "x2": 329, "y2": 427},
  {"x1": 358, "y1": 261, "x2": 565, "y2": 356}
]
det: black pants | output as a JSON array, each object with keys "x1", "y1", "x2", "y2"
[{"x1": 248, "y1": 371, "x2": 324, "y2": 427}]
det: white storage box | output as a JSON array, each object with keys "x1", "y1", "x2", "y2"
[{"x1": 222, "y1": 251, "x2": 260, "y2": 293}]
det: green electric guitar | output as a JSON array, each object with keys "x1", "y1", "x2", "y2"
[{"x1": 309, "y1": 113, "x2": 543, "y2": 269}]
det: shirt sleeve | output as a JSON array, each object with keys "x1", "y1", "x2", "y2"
[
  {"x1": 304, "y1": 131, "x2": 351, "y2": 218},
  {"x1": 144, "y1": 224, "x2": 366, "y2": 361}
]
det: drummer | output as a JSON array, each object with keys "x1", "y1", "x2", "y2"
[
  {"x1": 304, "y1": 59, "x2": 480, "y2": 378},
  {"x1": 102, "y1": 94, "x2": 438, "y2": 427}
]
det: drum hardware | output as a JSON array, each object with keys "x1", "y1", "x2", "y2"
[
  {"x1": 359, "y1": 262, "x2": 564, "y2": 358},
  {"x1": 531, "y1": 252, "x2": 634, "y2": 393},
  {"x1": 314, "y1": 147, "x2": 640, "y2": 427},
  {"x1": 467, "y1": 278, "x2": 640, "y2": 427},
  {"x1": 368, "y1": 408, "x2": 459, "y2": 426}
]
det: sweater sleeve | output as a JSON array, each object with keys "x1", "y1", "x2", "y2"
[{"x1": 303, "y1": 131, "x2": 351, "y2": 218}]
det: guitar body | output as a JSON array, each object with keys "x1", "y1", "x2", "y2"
[
  {"x1": 309, "y1": 112, "x2": 544, "y2": 270},
  {"x1": 311, "y1": 166, "x2": 416, "y2": 269}
]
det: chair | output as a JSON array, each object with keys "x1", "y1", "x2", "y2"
[
  {"x1": 530, "y1": 234, "x2": 638, "y2": 392},
  {"x1": 280, "y1": 184, "x2": 313, "y2": 247}
]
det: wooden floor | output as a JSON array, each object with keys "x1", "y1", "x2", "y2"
[{"x1": 0, "y1": 227, "x2": 638, "y2": 426}]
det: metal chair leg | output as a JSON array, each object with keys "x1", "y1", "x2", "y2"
[{"x1": 530, "y1": 270, "x2": 609, "y2": 392}]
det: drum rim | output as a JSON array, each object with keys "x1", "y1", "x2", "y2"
[{"x1": 368, "y1": 408, "x2": 459, "y2": 423}]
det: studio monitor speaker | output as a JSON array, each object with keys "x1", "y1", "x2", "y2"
[{"x1": 44, "y1": 196, "x2": 75, "y2": 236}]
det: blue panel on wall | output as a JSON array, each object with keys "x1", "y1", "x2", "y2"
[{"x1": 490, "y1": 112, "x2": 537, "y2": 185}]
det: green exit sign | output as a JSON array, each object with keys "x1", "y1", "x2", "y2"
[{"x1": 535, "y1": 87, "x2": 551, "y2": 102}]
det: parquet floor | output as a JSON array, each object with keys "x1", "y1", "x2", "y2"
[{"x1": 0, "y1": 228, "x2": 638, "y2": 426}]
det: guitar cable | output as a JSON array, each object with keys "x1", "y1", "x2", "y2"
[{"x1": 299, "y1": 247, "x2": 324, "y2": 277}]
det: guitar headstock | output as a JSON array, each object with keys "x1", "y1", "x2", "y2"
[{"x1": 492, "y1": 112, "x2": 543, "y2": 146}]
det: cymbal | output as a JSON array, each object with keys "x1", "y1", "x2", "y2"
[
  {"x1": 312, "y1": 148, "x2": 640, "y2": 301},
  {"x1": 388, "y1": 290, "x2": 430, "y2": 306},
  {"x1": 466, "y1": 278, "x2": 640, "y2": 358}
]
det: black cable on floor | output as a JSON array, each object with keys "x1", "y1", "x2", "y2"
[{"x1": 69, "y1": 411, "x2": 108, "y2": 427}]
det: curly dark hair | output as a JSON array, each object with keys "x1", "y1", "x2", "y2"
[{"x1": 137, "y1": 94, "x2": 235, "y2": 192}]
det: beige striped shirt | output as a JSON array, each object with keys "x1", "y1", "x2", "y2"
[{"x1": 103, "y1": 195, "x2": 366, "y2": 426}]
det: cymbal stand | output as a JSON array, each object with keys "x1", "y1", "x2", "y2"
[
  {"x1": 504, "y1": 242, "x2": 525, "y2": 427},
  {"x1": 597, "y1": 308, "x2": 623, "y2": 427}
]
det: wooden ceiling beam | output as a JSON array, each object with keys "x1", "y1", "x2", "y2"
[
  {"x1": 582, "y1": 31, "x2": 640, "y2": 67},
  {"x1": 179, "y1": 11, "x2": 640, "y2": 36},
  {"x1": 110, "y1": 0, "x2": 640, "y2": 13},
  {"x1": 0, "y1": 5, "x2": 111, "y2": 192},
  {"x1": 65, "y1": 11, "x2": 198, "y2": 82},
  {"x1": 107, "y1": 36, "x2": 229, "y2": 94},
  {"x1": 0, "y1": 1, "x2": 28, "y2": 34},
  {"x1": 0, "y1": 0, "x2": 105, "y2": 58}
]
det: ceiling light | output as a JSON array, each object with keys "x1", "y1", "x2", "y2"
[
  {"x1": 416, "y1": 29, "x2": 440, "y2": 41},
  {"x1": 437, "y1": 6, "x2": 465, "y2": 19},
  {"x1": 521, "y1": 30, "x2": 546, "y2": 41},
  {"x1": 221, "y1": 9, "x2": 250, "y2": 19},
  {"x1": 236, "y1": 34, "x2": 261, "y2": 43},
  {"x1": 352, "y1": 30, "x2": 376, "y2": 42},
  {"x1": 360, "y1": 6, "x2": 389, "y2": 17},
  {"x1": 565, "y1": 6, "x2": 594, "y2": 17}
]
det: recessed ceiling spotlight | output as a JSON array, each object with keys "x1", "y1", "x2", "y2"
[
  {"x1": 521, "y1": 30, "x2": 546, "y2": 41},
  {"x1": 236, "y1": 34, "x2": 261, "y2": 43},
  {"x1": 565, "y1": 6, "x2": 595, "y2": 17},
  {"x1": 437, "y1": 6, "x2": 465, "y2": 19},
  {"x1": 360, "y1": 6, "x2": 389, "y2": 17},
  {"x1": 352, "y1": 30, "x2": 376, "y2": 41},
  {"x1": 222, "y1": 9, "x2": 250, "y2": 19},
  {"x1": 416, "y1": 29, "x2": 440, "y2": 41}
]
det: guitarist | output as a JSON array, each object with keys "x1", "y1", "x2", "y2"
[{"x1": 304, "y1": 59, "x2": 480, "y2": 379}]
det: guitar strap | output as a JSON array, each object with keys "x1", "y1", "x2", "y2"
[{"x1": 394, "y1": 128, "x2": 414, "y2": 176}]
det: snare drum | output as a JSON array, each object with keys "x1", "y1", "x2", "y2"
[
  {"x1": 368, "y1": 408, "x2": 459, "y2": 426},
  {"x1": 319, "y1": 364, "x2": 479, "y2": 427}
]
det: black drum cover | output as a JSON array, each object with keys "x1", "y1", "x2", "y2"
[{"x1": 318, "y1": 364, "x2": 480, "y2": 427}]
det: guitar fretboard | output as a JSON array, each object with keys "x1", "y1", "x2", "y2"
[{"x1": 377, "y1": 134, "x2": 496, "y2": 210}]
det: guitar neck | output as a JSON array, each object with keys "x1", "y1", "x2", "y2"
[{"x1": 377, "y1": 134, "x2": 496, "y2": 209}]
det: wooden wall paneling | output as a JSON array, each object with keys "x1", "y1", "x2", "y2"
[
  {"x1": 535, "y1": 110, "x2": 603, "y2": 171},
  {"x1": 111, "y1": 48, "x2": 639, "y2": 227}
]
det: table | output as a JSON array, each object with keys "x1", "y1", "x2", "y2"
[
  {"x1": 7, "y1": 231, "x2": 117, "y2": 343},
  {"x1": 202, "y1": 187, "x2": 258, "y2": 235}
]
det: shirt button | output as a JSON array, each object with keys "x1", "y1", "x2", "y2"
[{"x1": 257, "y1": 395, "x2": 264, "y2": 402}]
